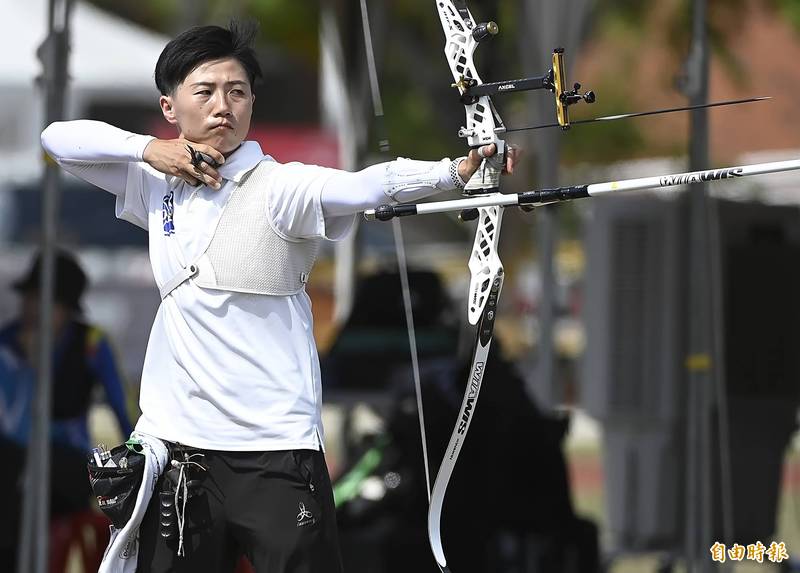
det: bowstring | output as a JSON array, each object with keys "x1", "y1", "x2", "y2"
[{"x1": 359, "y1": 0, "x2": 433, "y2": 502}]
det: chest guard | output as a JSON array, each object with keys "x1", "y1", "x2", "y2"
[{"x1": 160, "y1": 161, "x2": 321, "y2": 299}]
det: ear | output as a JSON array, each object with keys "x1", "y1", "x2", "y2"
[{"x1": 159, "y1": 95, "x2": 178, "y2": 125}]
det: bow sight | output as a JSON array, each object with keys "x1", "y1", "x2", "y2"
[
  {"x1": 455, "y1": 43, "x2": 596, "y2": 131},
  {"x1": 437, "y1": 2, "x2": 594, "y2": 197}
]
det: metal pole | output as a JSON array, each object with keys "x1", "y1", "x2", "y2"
[
  {"x1": 18, "y1": 1, "x2": 71, "y2": 572},
  {"x1": 708, "y1": 182, "x2": 735, "y2": 552},
  {"x1": 320, "y1": 1, "x2": 360, "y2": 323},
  {"x1": 692, "y1": 0, "x2": 735, "y2": 557},
  {"x1": 521, "y1": 0, "x2": 591, "y2": 408},
  {"x1": 684, "y1": 0, "x2": 715, "y2": 570},
  {"x1": 528, "y1": 0, "x2": 559, "y2": 409}
]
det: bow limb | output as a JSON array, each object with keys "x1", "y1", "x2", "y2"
[{"x1": 428, "y1": 205, "x2": 505, "y2": 570}]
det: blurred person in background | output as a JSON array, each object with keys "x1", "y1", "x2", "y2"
[
  {"x1": 0, "y1": 248, "x2": 133, "y2": 568},
  {"x1": 40, "y1": 20, "x2": 517, "y2": 573},
  {"x1": 326, "y1": 270, "x2": 600, "y2": 573}
]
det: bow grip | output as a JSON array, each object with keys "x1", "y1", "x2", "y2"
[{"x1": 464, "y1": 140, "x2": 506, "y2": 194}]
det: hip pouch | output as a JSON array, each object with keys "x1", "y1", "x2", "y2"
[{"x1": 87, "y1": 443, "x2": 145, "y2": 529}]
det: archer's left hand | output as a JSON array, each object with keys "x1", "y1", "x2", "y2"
[{"x1": 458, "y1": 143, "x2": 520, "y2": 182}]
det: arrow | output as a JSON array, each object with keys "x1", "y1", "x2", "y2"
[{"x1": 503, "y1": 96, "x2": 771, "y2": 133}]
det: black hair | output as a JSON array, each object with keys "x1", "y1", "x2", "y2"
[{"x1": 154, "y1": 20, "x2": 262, "y2": 95}]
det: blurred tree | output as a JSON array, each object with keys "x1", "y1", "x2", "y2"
[
  {"x1": 561, "y1": 0, "x2": 800, "y2": 164},
  {"x1": 86, "y1": 0, "x2": 319, "y2": 66},
  {"x1": 776, "y1": 0, "x2": 800, "y2": 32},
  {"x1": 85, "y1": 0, "x2": 800, "y2": 164},
  {"x1": 85, "y1": 0, "x2": 321, "y2": 126}
]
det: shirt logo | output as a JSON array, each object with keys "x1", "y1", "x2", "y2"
[
  {"x1": 162, "y1": 190, "x2": 175, "y2": 236},
  {"x1": 296, "y1": 502, "x2": 315, "y2": 527},
  {"x1": 119, "y1": 537, "x2": 137, "y2": 560}
]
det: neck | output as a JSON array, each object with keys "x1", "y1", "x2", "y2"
[{"x1": 224, "y1": 143, "x2": 243, "y2": 159}]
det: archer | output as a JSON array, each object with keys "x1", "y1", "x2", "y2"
[{"x1": 41, "y1": 20, "x2": 518, "y2": 573}]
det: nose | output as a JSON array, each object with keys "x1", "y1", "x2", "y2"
[{"x1": 212, "y1": 92, "x2": 233, "y2": 117}]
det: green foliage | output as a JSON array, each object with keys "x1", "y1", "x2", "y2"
[
  {"x1": 243, "y1": 0, "x2": 319, "y2": 65},
  {"x1": 775, "y1": 0, "x2": 800, "y2": 32},
  {"x1": 84, "y1": 0, "x2": 800, "y2": 165},
  {"x1": 383, "y1": 89, "x2": 452, "y2": 160},
  {"x1": 86, "y1": 0, "x2": 319, "y2": 67},
  {"x1": 84, "y1": 0, "x2": 180, "y2": 32},
  {"x1": 561, "y1": 119, "x2": 645, "y2": 164},
  {"x1": 664, "y1": 0, "x2": 750, "y2": 84},
  {"x1": 593, "y1": 0, "x2": 652, "y2": 40},
  {"x1": 594, "y1": 0, "x2": 651, "y2": 25},
  {"x1": 560, "y1": 81, "x2": 647, "y2": 164}
]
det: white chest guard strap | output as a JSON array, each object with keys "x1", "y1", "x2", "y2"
[{"x1": 160, "y1": 161, "x2": 321, "y2": 300}]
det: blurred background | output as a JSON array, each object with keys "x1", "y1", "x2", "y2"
[{"x1": 4, "y1": 0, "x2": 800, "y2": 572}]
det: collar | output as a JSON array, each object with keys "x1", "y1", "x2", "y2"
[
  {"x1": 166, "y1": 141, "x2": 272, "y2": 189},
  {"x1": 218, "y1": 141, "x2": 272, "y2": 183}
]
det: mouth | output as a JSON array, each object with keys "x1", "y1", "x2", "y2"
[{"x1": 210, "y1": 123, "x2": 234, "y2": 131}]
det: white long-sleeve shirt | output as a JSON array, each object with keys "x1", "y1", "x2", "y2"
[{"x1": 41, "y1": 120, "x2": 461, "y2": 451}]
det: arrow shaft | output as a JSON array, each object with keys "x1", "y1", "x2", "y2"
[
  {"x1": 364, "y1": 158, "x2": 800, "y2": 220},
  {"x1": 584, "y1": 157, "x2": 800, "y2": 196},
  {"x1": 503, "y1": 96, "x2": 771, "y2": 133}
]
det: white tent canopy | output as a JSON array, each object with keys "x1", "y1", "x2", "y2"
[
  {"x1": 1, "y1": 0, "x2": 169, "y2": 178},
  {"x1": 5, "y1": 0, "x2": 168, "y2": 92}
]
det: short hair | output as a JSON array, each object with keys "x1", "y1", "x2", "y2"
[{"x1": 155, "y1": 21, "x2": 263, "y2": 95}]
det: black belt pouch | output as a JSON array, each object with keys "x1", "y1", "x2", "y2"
[{"x1": 87, "y1": 444, "x2": 146, "y2": 529}]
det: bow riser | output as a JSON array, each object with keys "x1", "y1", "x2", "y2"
[
  {"x1": 467, "y1": 206, "x2": 504, "y2": 324},
  {"x1": 437, "y1": 1, "x2": 507, "y2": 194},
  {"x1": 437, "y1": 2, "x2": 501, "y2": 148}
]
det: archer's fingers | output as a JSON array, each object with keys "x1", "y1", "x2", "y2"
[
  {"x1": 187, "y1": 162, "x2": 222, "y2": 190},
  {"x1": 466, "y1": 144, "x2": 497, "y2": 169},
  {"x1": 178, "y1": 161, "x2": 206, "y2": 187},
  {"x1": 475, "y1": 143, "x2": 498, "y2": 159},
  {"x1": 180, "y1": 174, "x2": 202, "y2": 187},
  {"x1": 193, "y1": 144, "x2": 226, "y2": 167},
  {"x1": 504, "y1": 144, "x2": 521, "y2": 174},
  {"x1": 195, "y1": 162, "x2": 223, "y2": 189}
]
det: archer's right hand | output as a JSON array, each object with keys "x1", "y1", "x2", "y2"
[{"x1": 142, "y1": 138, "x2": 225, "y2": 189}]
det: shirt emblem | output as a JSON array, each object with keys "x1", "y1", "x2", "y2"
[{"x1": 162, "y1": 190, "x2": 175, "y2": 236}]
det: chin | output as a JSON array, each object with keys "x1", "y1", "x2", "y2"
[{"x1": 209, "y1": 135, "x2": 244, "y2": 155}]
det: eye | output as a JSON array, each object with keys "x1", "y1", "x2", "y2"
[
  {"x1": 195, "y1": 90, "x2": 211, "y2": 96},
  {"x1": 231, "y1": 89, "x2": 245, "y2": 96}
]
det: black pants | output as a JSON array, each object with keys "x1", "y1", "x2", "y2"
[{"x1": 136, "y1": 447, "x2": 343, "y2": 573}]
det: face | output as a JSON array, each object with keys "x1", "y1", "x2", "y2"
[
  {"x1": 159, "y1": 57, "x2": 254, "y2": 154},
  {"x1": 21, "y1": 292, "x2": 69, "y2": 331}
]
